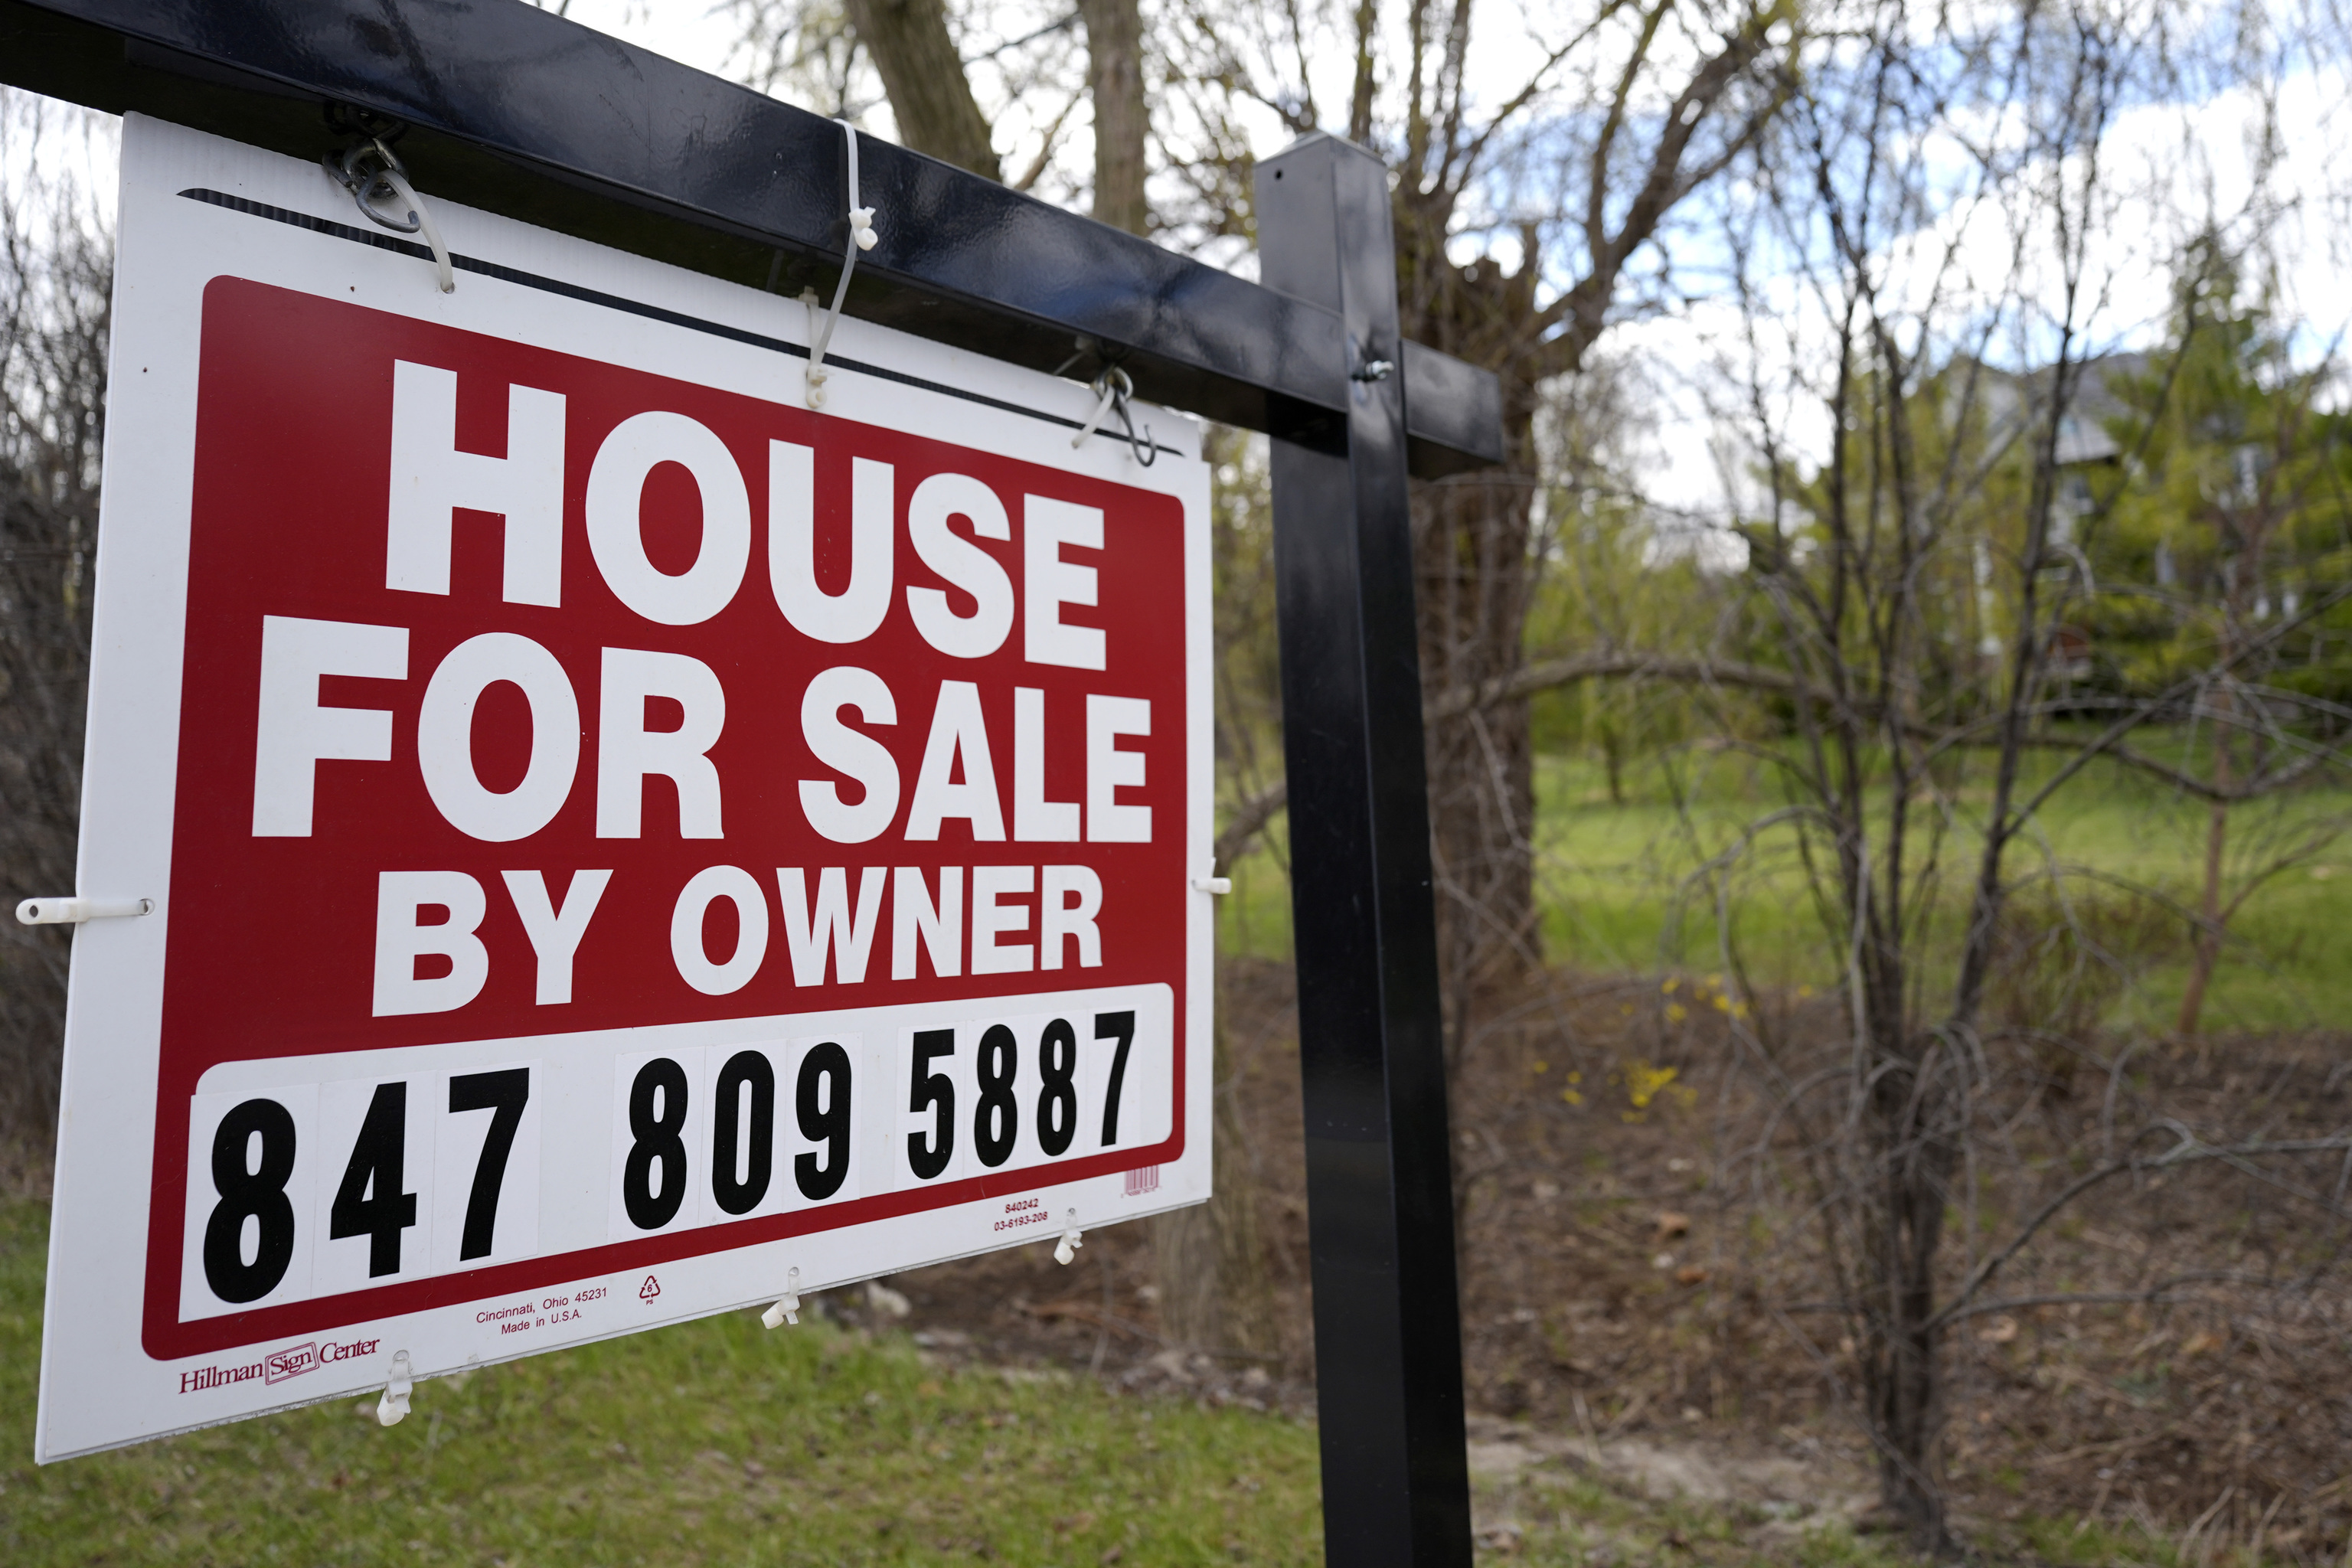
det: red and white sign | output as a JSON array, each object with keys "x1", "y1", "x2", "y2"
[{"x1": 37, "y1": 117, "x2": 1210, "y2": 1460}]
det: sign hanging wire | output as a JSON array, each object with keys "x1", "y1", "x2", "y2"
[
  {"x1": 802, "y1": 119, "x2": 878, "y2": 410},
  {"x1": 322, "y1": 137, "x2": 453, "y2": 294}
]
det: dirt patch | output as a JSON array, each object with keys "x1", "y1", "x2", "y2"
[
  {"x1": 880, "y1": 957, "x2": 2352, "y2": 1560},
  {"x1": 9, "y1": 953, "x2": 2341, "y2": 1554},
  {"x1": 1463, "y1": 1412, "x2": 1870, "y2": 1512}
]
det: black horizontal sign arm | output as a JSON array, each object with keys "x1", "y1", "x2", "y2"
[{"x1": 0, "y1": 0, "x2": 1503, "y2": 476}]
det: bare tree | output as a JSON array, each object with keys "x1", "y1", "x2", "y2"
[
  {"x1": 746, "y1": 1, "x2": 1801, "y2": 998},
  {"x1": 1472, "y1": 1, "x2": 2352, "y2": 1547},
  {"x1": 841, "y1": 0, "x2": 1004, "y2": 177},
  {"x1": 1168, "y1": 0, "x2": 1798, "y2": 1000},
  {"x1": 773, "y1": 0, "x2": 1808, "y2": 1360},
  {"x1": 0, "y1": 91, "x2": 113, "y2": 1168}
]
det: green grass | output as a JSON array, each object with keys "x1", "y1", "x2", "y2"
[
  {"x1": 1530, "y1": 737, "x2": 2352, "y2": 1031},
  {"x1": 2, "y1": 1198, "x2": 2219, "y2": 1566},
  {"x1": 0, "y1": 1198, "x2": 1888, "y2": 1568},
  {"x1": 1209, "y1": 730, "x2": 2352, "y2": 1031},
  {"x1": 2012, "y1": 1512, "x2": 2247, "y2": 1567},
  {"x1": 0, "y1": 1202, "x2": 1322, "y2": 1566}
]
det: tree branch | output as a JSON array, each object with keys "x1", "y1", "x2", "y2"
[
  {"x1": 1208, "y1": 642, "x2": 2350, "y2": 868},
  {"x1": 1925, "y1": 1129, "x2": 2352, "y2": 1332}
]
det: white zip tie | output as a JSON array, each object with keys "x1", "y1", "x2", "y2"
[
  {"x1": 375, "y1": 165, "x2": 454, "y2": 295},
  {"x1": 805, "y1": 119, "x2": 878, "y2": 410},
  {"x1": 1054, "y1": 1211, "x2": 1085, "y2": 1266},
  {"x1": 16, "y1": 896, "x2": 150, "y2": 925},
  {"x1": 375, "y1": 1349, "x2": 414, "y2": 1426},
  {"x1": 1071, "y1": 374, "x2": 1123, "y2": 448},
  {"x1": 760, "y1": 1267, "x2": 803, "y2": 1329}
]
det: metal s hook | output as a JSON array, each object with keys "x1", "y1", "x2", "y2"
[
  {"x1": 1069, "y1": 364, "x2": 1157, "y2": 467},
  {"x1": 1070, "y1": 365, "x2": 1129, "y2": 448},
  {"x1": 322, "y1": 136, "x2": 453, "y2": 293},
  {"x1": 1115, "y1": 396, "x2": 1158, "y2": 469}
]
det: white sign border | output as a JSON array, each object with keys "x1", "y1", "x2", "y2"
[{"x1": 37, "y1": 115, "x2": 1214, "y2": 1462}]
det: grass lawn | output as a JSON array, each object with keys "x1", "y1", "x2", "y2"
[
  {"x1": 1532, "y1": 740, "x2": 2352, "y2": 1031},
  {"x1": 1208, "y1": 732, "x2": 2352, "y2": 1033},
  {"x1": 1, "y1": 1197, "x2": 1942, "y2": 1568},
  {"x1": 0, "y1": 1203, "x2": 1322, "y2": 1566},
  {"x1": 0, "y1": 1195, "x2": 2016, "y2": 1568}
]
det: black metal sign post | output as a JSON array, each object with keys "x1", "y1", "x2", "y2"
[
  {"x1": 1257, "y1": 137, "x2": 1473, "y2": 1567},
  {"x1": 1, "y1": 4, "x2": 1494, "y2": 1560}
]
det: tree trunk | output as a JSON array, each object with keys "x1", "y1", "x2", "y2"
[
  {"x1": 841, "y1": 0, "x2": 1000, "y2": 179},
  {"x1": 1858, "y1": 1089, "x2": 1958, "y2": 1554},
  {"x1": 2177, "y1": 700, "x2": 2234, "y2": 1037},
  {"x1": 1414, "y1": 470, "x2": 1542, "y2": 988},
  {"x1": 1076, "y1": 0, "x2": 1148, "y2": 235},
  {"x1": 1393, "y1": 228, "x2": 1552, "y2": 989}
]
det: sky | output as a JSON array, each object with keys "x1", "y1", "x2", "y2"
[
  {"x1": 544, "y1": 2, "x2": 746, "y2": 87},
  {"x1": 7, "y1": 2, "x2": 2350, "y2": 524}
]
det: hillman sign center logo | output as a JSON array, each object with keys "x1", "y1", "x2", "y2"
[{"x1": 179, "y1": 1335, "x2": 384, "y2": 1395}]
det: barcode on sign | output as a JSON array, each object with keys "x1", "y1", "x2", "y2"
[{"x1": 1123, "y1": 1165, "x2": 1161, "y2": 1197}]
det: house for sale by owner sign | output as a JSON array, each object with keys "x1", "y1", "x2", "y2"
[{"x1": 36, "y1": 116, "x2": 1211, "y2": 1462}]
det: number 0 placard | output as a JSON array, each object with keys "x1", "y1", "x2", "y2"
[{"x1": 37, "y1": 118, "x2": 1211, "y2": 1462}]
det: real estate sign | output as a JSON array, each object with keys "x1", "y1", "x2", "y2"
[{"x1": 37, "y1": 116, "x2": 1210, "y2": 1460}]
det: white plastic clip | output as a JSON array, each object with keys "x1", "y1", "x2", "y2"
[
  {"x1": 1054, "y1": 1211, "x2": 1085, "y2": 1266},
  {"x1": 761, "y1": 1267, "x2": 803, "y2": 1329},
  {"x1": 375, "y1": 1349, "x2": 413, "y2": 1427},
  {"x1": 804, "y1": 120, "x2": 877, "y2": 410},
  {"x1": 15, "y1": 897, "x2": 150, "y2": 926},
  {"x1": 1191, "y1": 875, "x2": 1233, "y2": 896},
  {"x1": 1072, "y1": 371, "x2": 1124, "y2": 448}
]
